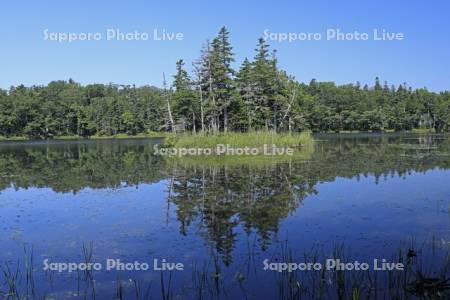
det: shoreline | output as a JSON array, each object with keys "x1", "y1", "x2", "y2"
[{"x1": 0, "y1": 129, "x2": 444, "y2": 142}]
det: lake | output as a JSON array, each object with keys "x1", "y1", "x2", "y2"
[{"x1": 1, "y1": 133, "x2": 449, "y2": 299}]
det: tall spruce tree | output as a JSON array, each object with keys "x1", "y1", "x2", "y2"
[
  {"x1": 198, "y1": 40, "x2": 219, "y2": 132},
  {"x1": 252, "y1": 38, "x2": 278, "y2": 129},
  {"x1": 172, "y1": 59, "x2": 198, "y2": 131},
  {"x1": 210, "y1": 27, "x2": 235, "y2": 132},
  {"x1": 236, "y1": 58, "x2": 257, "y2": 130}
]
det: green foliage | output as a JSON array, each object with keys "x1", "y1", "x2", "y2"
[
  {"x1": 0, "y1": 83, "x2": 166, "y2": 139},
  {"x1": 171, "y1": 131, "x2": 313, "y2": 148},
  {"x1": 0, "y1": 28, "x2": 449, "y2": 139}
]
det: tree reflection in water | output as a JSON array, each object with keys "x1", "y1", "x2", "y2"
[{"x1": 1, "y1": 134, "x2": 449, "y2": 265}]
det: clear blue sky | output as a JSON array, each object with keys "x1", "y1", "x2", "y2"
[{"x1": 1, "y1": 0, "x2": 449, "y2": 91}]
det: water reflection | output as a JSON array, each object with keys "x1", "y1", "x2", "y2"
[
  {"x1": 0, "y1": 134, "x2": 449, "y2": 299},
  {"x1": 1, "y1": 134, "x2": 448, "y2": 193}
]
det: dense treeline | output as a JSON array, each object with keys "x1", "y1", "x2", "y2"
[{"x1": 1, "y1": 27, "x2": 449, "y2": 138}]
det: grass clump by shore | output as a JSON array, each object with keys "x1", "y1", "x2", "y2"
[
  {"x1": 165, "y1": 131, "x2": 313, "y2": 149},
  {"x1": 411, "y1": 128, "x2": 436, "y2": 133},
  {"x1": 159, "y1": 131, "x2": 314, "y2": 166}
]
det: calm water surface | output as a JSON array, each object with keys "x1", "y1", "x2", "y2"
[{"x1": 0, "y1": 134, "x2": 449, "y2": 299}]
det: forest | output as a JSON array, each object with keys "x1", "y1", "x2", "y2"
[{"x1": 0, "y1": 26, "x2": 449, "y2": 139}]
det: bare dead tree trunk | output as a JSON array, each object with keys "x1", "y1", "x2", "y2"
[
  {"x1": 279, "y1": 88, "x2": 296, "y2": 131},
  {"x1": 288, "y1": 116, "x2": 292, "y2": 133},
  {"x1": 273, "y1": 105, "x2": 277, "y2": 132},
  {"x1": 193, "y1": 62, "x2": 205, "y2": 133},
  {"x1": 224, "y1": 106, "x2": 228, "y2": 133},
  {"x1": 163, "y1": 73, "x2": 175, "y2": 132},
  {"x1": 246, "y1": 86, "x2": 252, "y2": 130},
  {"x1": 206, "y1": 41, "x2": 217, "y2": 133},
  {"x1": 199, "y1": 86, "x2": 204, "y2": 132}
]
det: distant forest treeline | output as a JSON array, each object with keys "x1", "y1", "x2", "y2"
[{"x1": 1, "y1": 27, "x2": 449, "y2": 138}]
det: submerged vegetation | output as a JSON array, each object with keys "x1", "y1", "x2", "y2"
[
  {"x1": 1, "y1": 238, "x2": 449, "y2": 299},
  {"x1": 0, "y1": 27, "x2": 449, "y2": 140}
]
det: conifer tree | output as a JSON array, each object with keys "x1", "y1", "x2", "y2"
[{"x1": 172, "y1": 60, "x2": 198, "y2": 131}]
